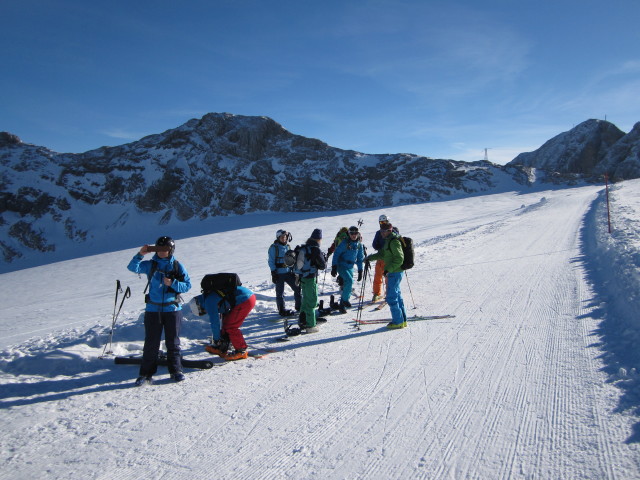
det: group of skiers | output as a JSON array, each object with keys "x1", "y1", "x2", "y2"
[{"x1": 125, "y1": 215, "x2": 408, "y2": 386}]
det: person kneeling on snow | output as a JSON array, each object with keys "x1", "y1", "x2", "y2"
[{"x1": 195, "y1": 282, "x2": 256, "y2": 361}]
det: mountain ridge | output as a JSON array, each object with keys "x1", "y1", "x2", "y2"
[
  {"x1": 1, "y1": 113, "x2": 637, "y2": 272},
  {"x1": 508, "y1": 118, "x2": 640, "y2": 180}
]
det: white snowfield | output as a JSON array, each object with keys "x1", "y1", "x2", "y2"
[{"x1": 1, "y1": 180, "x2": 640, "y2": 479}]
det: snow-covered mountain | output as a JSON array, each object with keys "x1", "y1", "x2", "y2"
[
  {"x1": 509, "y1": 119, "x2": 640, "y2": 180},
  {"x1": 1, "y1": 113, "x2": 536, "y2": 272}
]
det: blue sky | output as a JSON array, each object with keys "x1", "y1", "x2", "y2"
[{"x1": 2, "y1": 0, "x2": 639, "y2": 165}]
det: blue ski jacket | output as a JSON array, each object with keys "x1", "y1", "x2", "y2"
[
  {"x1": 201, "y1": 285, "x2": 254, "y2": 317},
  {"x1": 127, "y1": 254, "x2": 191, "y2": 312},
  {"x1": 332, "y1": 237, "x2": 364, "y2": 272},
  {"x1": 268, "y1": 241, "x2": 292, "y2": 275},
  {"x1": 372, "y1": 226, "x2": 399, "y2": 251}
]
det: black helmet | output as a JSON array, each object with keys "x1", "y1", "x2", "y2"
[{"x1": 156, "y1": 236, "x2": 175, "y2": 256}]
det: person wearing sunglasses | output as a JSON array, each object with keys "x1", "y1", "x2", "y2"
[{"x1": 330, "y1": 226, "x2": 365, "y2": 313}]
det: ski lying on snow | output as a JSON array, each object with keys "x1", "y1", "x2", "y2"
[
  {"x1": 247, "y1": 346, "x2": 278, "y2": 358},
  {"x1": 353, "y1": 314, "x2": 456, "y2": 325},
  {"x1": 356, "y1": 298, "x2": 384, "y2": 310},
  {"x1": 373, "y1": 301, "x2": 387, "y2": 311},
  {"x1": 275, "y1": 330, "x2": 308, "y2": 342},
  {"x1": 114, "y1": 355, "x2": 214, "y2": 369}
]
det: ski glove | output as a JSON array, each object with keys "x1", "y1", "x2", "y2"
[
  {"x1": 357, "y1": 270, "x2": 363, "y2": 282},
  {"x1": 271, "y1": 271, "x2": 278, "y2": 284},
  {"x1": 331, "y1": 265, "x2": 337, "y2": 277}
]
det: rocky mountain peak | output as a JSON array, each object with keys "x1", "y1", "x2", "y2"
[
  {"x1": 0, "y1": 132, "x2": 22, "y2": 147},
  {"x1": 508, "y1": 119, "x2": 636, "y2": 179}
]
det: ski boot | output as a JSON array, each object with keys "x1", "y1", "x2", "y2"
[
  {"x1": 386, "y1": 322, "x2": 406, "y2": 330},
  {"x1": 205, "y1": 338, "x2": 230, "y2": 357},
  {"x1": 316, "y1": 301, "x2": 331, "y2": 319},
  {"x1": 134, "y1": 376, "x2": 153, "y2": 386},
  {"x1": 224, "y1": 349, "x2": 248, "y2": 361}
]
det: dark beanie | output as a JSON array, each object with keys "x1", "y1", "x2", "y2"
[{"x1": 311, "y1": 228, "x2": 323, "y2": 239}]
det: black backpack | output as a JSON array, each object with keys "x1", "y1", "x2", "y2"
[
  {"x1": 399, "y1": 237, "x2": 415, "y2": 270},
  {"x1": 200, "y1": 273, "x2": 242, "y2": 308},
  {"x1": 387, "y1": 236, "x2": 415, "y2": 270},
  {"x1": 283, "y1": 247, "x2": 297, "y2": 268}
]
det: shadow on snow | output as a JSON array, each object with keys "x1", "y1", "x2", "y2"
[{"x1": 579, "y1": 191, "x2": 640, "y2": 444}]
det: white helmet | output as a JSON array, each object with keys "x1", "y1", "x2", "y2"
[
  {"x1": 378, "y1": 214, "x2": 389, "y2": 223},
  {"x1": 276, "y1": 229, "x2": 292, "y2": 243}
]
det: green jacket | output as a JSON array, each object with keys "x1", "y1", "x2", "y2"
[{"x1": 368, "y1": 232, "x2": 404, "y2": 273}]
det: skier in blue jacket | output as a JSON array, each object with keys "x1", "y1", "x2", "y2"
[
  {"x1": 127, "y1": 236, "x2": 191, "y2": 386},
  {"x1": 268, "y1": 229, "x2": 301, "y2": 316},
  {"x1": 331, "y1": 226, "x2": 365, "y2": 312}
]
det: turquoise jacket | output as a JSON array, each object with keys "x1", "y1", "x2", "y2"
[
  {"x1": 127, "y1": 254, "x2": 191, "y2": 312},
  {"x1": 268, "y1": 241, "x2": 292, "y2": 274},
  {"x1": 332, "y1": 237, "x2": 364, "y2": 272}
]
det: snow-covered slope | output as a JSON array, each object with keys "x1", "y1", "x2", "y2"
[{"x1": 1, "y1": 181, "x2": 640, "y2": 479}]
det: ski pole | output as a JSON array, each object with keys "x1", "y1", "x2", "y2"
[
  {"x1": 100, "y1": 280, "x2": 131, "y2": 358},
  {"x1": 101, "y1": 280, "x2": 123, "y2": 357},
  {"x1": 112, "y1": 280, "x2": 122, "y2": 325},
  {"x1": 404, "y1": 271, "x2": 417, "y2": 309},
  {"x1": 102, "y1": 286, "x2": 131, "y2": 357},
  {"x1": 321, "y1": 266, "x2": 328, "y2": 295},
  {"x1": 355, "y1": 260, "x2": 370, "y2": 329}
]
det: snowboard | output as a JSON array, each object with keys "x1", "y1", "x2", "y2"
[{"x1": 114, "y1": 354, "x2": 214, "y2": 369}]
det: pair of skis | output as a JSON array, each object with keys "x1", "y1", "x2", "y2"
[{"x1": 353, "y1": 314, "x2": 456, "y2": 325}]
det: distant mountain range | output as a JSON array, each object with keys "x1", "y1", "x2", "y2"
[
  {"x1": 1, "y1": 113, "x2": 638, "y2": 271},
  {"x1": 509, "y1": 119, "x2": 640, "y2": 181}
]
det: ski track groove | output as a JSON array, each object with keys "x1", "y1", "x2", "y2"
[{"x1": 392, "y1": 194, "x2": 604, "y2": 478}]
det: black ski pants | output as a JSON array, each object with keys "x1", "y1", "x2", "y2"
[
  {"x1": 140, "y1": 310, "x2": 182, "y2": 376},
  {"x1": 275, "y1": 271, "x2": 301, "y2": 313}
]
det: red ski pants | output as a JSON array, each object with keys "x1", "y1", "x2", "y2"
[{"x1": 222, "y1": 294, "x2": 256, "y2": 350}]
